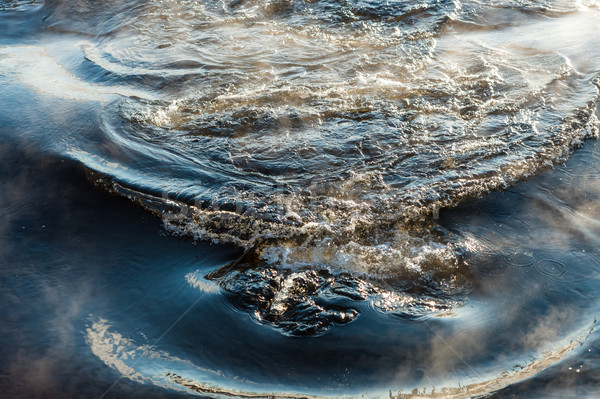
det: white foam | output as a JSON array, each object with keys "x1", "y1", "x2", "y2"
[{"x1": 0, "y1": 45, "x2": 156, "y2": 102}]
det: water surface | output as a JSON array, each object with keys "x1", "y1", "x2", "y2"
[{"x1": 1, "y1": 0, "x2": 600, "y2": 397}]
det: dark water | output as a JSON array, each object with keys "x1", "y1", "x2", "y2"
[{"x1": 1, "y1": 0, "x2": 600, "y2": 397}]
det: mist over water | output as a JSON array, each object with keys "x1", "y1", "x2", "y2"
[{"x1": 1, "y1": 0, "x2": 600, "y2": 398}]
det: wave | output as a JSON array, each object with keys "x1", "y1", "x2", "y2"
[
  {"x1": 84, "y1": 1, "x2": 600, "y2": 334},
  {"x1": 2, "y1": 0, "x2": 600, "y2": 334},
  {"x1": 86, "y1": 315, "x2": 597, "y2": 397}
]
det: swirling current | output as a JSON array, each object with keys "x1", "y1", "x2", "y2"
[{"x1": 1, "y1": 0, "x2": 600, "y2": 398}]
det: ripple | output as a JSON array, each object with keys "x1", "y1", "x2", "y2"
[
  {"x1": 558, "y1": 147, "x2": 600, "y2": 179},
  {"x1": 0, "y1": 0, "x2": 43, "y2": 12},
  {"x1": 535, "y1": 259, "x2": 568, "y2": 280},
  {"x1": 504, "y1": 251, "x2": 535, "y2": 268},
  {"x1": 469, "y1": 252, "x2": 510, "y2": 278}
]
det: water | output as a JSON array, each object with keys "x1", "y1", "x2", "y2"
[{"x1": 1, "y1": 0, "x2": 600, "y2": 397}]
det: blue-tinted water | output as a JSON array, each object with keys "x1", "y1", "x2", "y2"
[{"x1": 1, "y1": 0, "x2": 600, "y2": 397}]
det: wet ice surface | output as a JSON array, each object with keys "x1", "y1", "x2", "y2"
[{"x1": 1, "y1": 0, "x2": 600, "y2": 398}]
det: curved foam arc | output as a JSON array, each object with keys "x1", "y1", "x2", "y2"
[
  {"x1": 85, "y1": 318, "x2": 235, "y2": 395},
  {"x1": 388, "y1": 323, "x2": 597, "y2": 398},
  {"x1": 79, "y1": 41, "x2": 208, "y2": 77},
  {"x1": 86, "y1": 316, "x2": 596, "y2": 398},
  {"x1": 185, "y1": 271, "x2": 221, "y2": 294},
  {"x1": 85, "y1": 317, "x2": 324, "y2": 399},
  {"x1": 67, "y1": 149, "x2": 204, "y2": 206},
  {"x1": 0, "y1": 45, "x2": 156, "y2": 101}
]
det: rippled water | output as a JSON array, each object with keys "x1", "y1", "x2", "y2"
[{"x1": 1, "y1": 0, "x2": 600, "y2": 397}]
